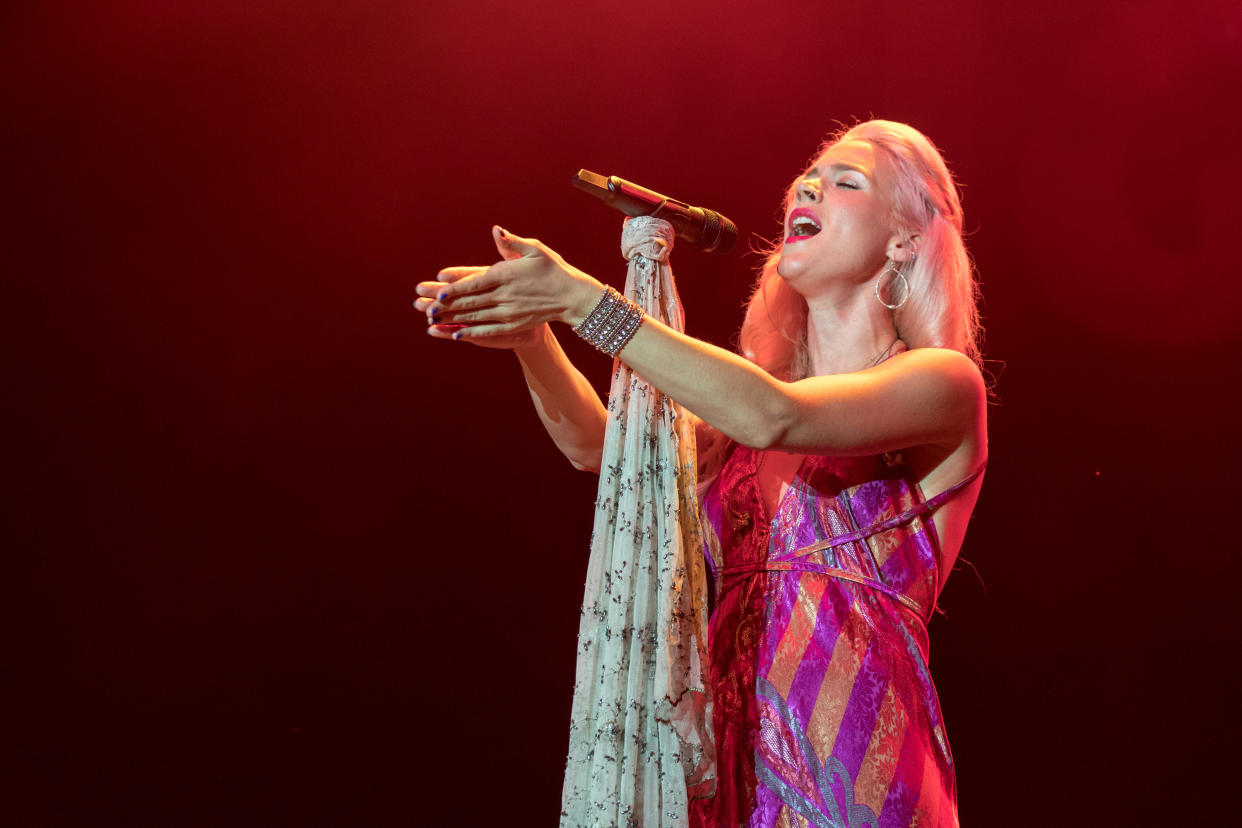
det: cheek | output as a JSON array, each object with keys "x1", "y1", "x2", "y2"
[{"x1": 835, "y1": 215, "x2": 891, "y2": 266}]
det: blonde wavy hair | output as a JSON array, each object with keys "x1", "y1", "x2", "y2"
[{"x1": 739, "y1": 120, "x2": 982, "y2": 381}]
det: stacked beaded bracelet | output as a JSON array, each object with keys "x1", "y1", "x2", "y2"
[{"x1": 573, "y1": 285, "x2": 645, "y2": 357}]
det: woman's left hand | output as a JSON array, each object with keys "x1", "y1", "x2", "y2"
[{"x1": 423, "y1": 226, "x2": 602, "y2": 342}]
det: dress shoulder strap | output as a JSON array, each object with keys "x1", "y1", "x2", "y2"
[
  {"x1": 916, "y1": 458, "x2": 987, "y2": 514},
  {"x1": 778, "y1": 459, "x2": 987, "y2": 559}
]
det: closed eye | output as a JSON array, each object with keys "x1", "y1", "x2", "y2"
[{"x1": 835, "y1": 180, "x2": 860, "y2": 190}]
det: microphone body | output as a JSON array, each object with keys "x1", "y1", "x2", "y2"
[{"x1": 572, "y1": 169, "x2": 738, "y2": 254}]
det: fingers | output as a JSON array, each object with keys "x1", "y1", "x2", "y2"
[
  {"x1": 415, "y1": 264, "x2": 500, "y2": 324},
  {"x1": 420, "y1": 225, "x2": 549, "y2": 340},
  {"x1": 432, "y1": 227, "x2": 550, "y2": 303},
  {"x1": 417, "y1": 288, "x2": 501, "y2": 327},
  {"x1": 492, "y1": 226, "x2": 521, "y2": 261},
  {"x1": 427, "y1": 320, "x2": 518, "y2": 342},
  {"x1": 426, "y1": 321, "x2": 469, "y2": 338},
  {"x1": 426, "y1": 304, "x2": 504, "y2": 331},
  {"x1": 438, "y1": 266, "x2": 487, "y2": 283},
  {"x1": 416, "y1": 295, "x2": 482, "y2": 317},
  {"x1": 430, "y1": 289, "x2": 501, "y2": 314},
  {"x1": 434, "y1": 265, "x2": 508, "y2": 303},
  {"x1": 492, "y1": 225, "x2": 543, "y2": 260},
  {"x1": 430, "y1": 304, "x2": 513, "y2": 327},
  {"x1": 415, "y1": 266, "x2": 487, "y2": 299}
]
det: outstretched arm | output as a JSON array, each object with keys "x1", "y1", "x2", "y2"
[{"x1": 428, "y1": 228, "x2": 985, "y2": 458}]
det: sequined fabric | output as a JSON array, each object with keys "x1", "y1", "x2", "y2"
[
  {"x1": 693, "y1": 448, "x2": 983, "y2": 828},
  {"x1": 560, "y1": 217, "x2": 714, "y2": 827}
]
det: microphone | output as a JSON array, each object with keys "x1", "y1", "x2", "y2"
[{"x1": 572, "y1": 169, "x2": 739, "y2": 254}]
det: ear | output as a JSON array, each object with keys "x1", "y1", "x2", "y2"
[{"x1": 885, "y1": 232, "x2": 921, "y2": 263}]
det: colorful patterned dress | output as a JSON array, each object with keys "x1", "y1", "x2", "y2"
[{"x1": 691, "y1": 447, "x2": 984, "y2": 828}]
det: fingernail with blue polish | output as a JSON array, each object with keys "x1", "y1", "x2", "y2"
[
  {"x1": 437, "y1": 290, "x2": 448, "y2": 301},
  {"x1": 452, "y1": 331, "x2": 463, "y2": 341}
]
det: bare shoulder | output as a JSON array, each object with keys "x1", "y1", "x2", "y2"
[
  {"x1": 878, "y1": 348, "x2": 987, "y2": 454},
  {"x1": 880, "y1": 347, "x2": 985, "y2": 414},
  {"x1": 880, "y1": 347, "x2": 983, "y2": 387}
]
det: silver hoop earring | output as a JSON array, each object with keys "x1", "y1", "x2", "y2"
[{"x1": 874, "y1": 259, "x2": 911, "y2": 310}]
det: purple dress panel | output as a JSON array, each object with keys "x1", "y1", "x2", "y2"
[{"x1": 699, "y1": 447, "x2": 983, "y2": 828}]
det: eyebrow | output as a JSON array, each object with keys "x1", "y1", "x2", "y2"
[{"x1": 807, "y1": 163, "x2": 870, "y2": 178}]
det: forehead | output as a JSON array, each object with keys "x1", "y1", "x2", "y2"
[{"x1": 811, "y1": 139, "x2": 879, "y2": 174}]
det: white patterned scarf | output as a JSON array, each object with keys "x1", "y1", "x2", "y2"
[{"x1": 559, "y1": 216, "x2": 715, "y2": 827}]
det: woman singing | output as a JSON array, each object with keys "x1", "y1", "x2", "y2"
[{"x1": 417, "y1": 120, "x2": 986, "y2": 827}]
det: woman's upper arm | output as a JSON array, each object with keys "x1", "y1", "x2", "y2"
[{"x1": 775, "y1": 348, "x2": 986, "y2": 457}]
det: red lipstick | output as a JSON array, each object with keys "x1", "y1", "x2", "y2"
[{"x1": 785, "y1": 207, "x2": 821, "y2": 243}]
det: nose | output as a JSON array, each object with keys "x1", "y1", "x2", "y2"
[{"x1": 796, "y1": 176, "x2": 821, "y2": 203}]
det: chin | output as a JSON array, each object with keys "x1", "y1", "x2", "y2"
[
  {"x1": 776, "y1": 251, "x2": 799, "y2": 280},
  {"x1": 774, "y1": 268, "x2": 816, "y2": 303},
  {"x1": 776, "y1": 252, "x2": 812, "y2": 286}
]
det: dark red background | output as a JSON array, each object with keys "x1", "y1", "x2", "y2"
[{"x1": 5, "y1": 1, "x2": 1241, "y2": 824}]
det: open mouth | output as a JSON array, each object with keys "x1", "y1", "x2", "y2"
[{"x1": 787, "y1": 207, "x2": 821, "y2": 240}]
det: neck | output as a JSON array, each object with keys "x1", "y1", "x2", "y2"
[{"x1": 804, "y1": 287, "x2": 902, "y2": 376}]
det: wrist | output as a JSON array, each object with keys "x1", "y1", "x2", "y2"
[
  {"x1": 570, "y1": 284, "x2": 645, "y2": 357},
  {"x1": 561, "y1": 273, "x2": 606, "y2": 327},
  {"x1": 512, "y1": 322, "x2": 554, "y2": 358}
]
